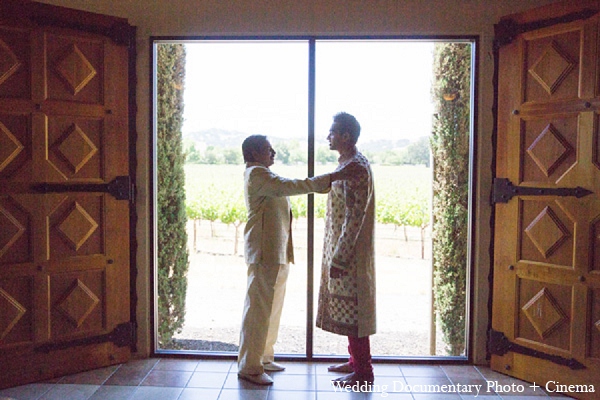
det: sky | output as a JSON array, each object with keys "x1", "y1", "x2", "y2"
[{"x1": 181, "y1": 40, "x2": 435, "y2": 143}]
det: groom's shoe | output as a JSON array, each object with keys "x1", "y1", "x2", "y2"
[
  {"x1": 263, "y1": 362, "x2": 286, "y2": 372},
  {"x1": 237, "y1": 372, "x2": 274, "y2": 385}
]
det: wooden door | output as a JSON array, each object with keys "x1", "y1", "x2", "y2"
[
  {"x1": 0, "y1": 1, "x2": 135, "y2": 388},
  {"x1": 491, "y1": 1, "x2": 600, "y2": 398}
]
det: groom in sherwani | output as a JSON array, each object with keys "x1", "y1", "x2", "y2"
[{"x1": 237, "y1": 134, "x2": 355, "y2": 385}]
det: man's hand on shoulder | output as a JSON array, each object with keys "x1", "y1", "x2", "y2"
[{"x1": 331, "y1": 162, "x2": 362, "y2": 182}]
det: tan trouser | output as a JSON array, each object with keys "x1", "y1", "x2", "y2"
[{"x1": 237, "y1": 263, "x2": 289, "y2": 375}]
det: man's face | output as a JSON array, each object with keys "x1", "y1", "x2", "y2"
[
  {"x1": 254, "y1": 140, "x2": 276, "y2": 167},
  {"x1": 327, "y1": 122, "x2": 346, "y2": 152}
]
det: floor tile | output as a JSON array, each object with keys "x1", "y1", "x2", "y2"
[
  {"x1": 372, "y1": 364, "x2": 403, "y2": 376},
  {"x1": 38, "y1": 384, "x2": 99, "y2": 400},
  {"x1": 186, "y1": 371, "x2": 228, "y2": 388},
  {"x1": 411, "y1": 394, "x2": 462, "y2": 399},
  {"x1": 315, "y1": 363, "x2": 342, "y2": 375},
  {"x1": 400, "y1": 365, "x2": 446, "y2": 377},
  {"x1": 403, "y1": 376, "x2": 453, "y2": 390},
  {"x1": 444, "y1": 377, "x2": 488, "y2": 393},
  {"x1": 272, "y1": 362, "x2": 315, "y2": 375},
  {"x1": 474, "y1": 367, "x2": 511, "y2": 381},
  {"x1": 103, "y1": 359, "x2": 158, "y2": 386},
  {"x1": 267, "y1": 390, "x2": 317, "y2": 400},
  {"x1": 497, "y1": 398, "x2": 556, "y2": 400},
  {"x1": 129, "y1": 386, "x2": 183, "y2": 400},
  {"x1": 153, "y1": 359, "x2": 199, "y2": 372},
  {"x1": 178, "y1": 387, "x2": 222, "y2": 400},
  {"x1": 140, "y1": 370, "x2": 192, "y2": 387},
  {"x1": 0, "y1": 383, "x2": 54, "y2": 400},
  {"x1": 222, "y1": 373, "x2": 272, "y2": 391},
  {"x1": 196, "y1": 360, "x2": 234, "y2": 373},
  {"x1": 315, "y1": 390, "x2": 369, "y2": 399},
  {"x1": 485, "y1": 378, "x2": 547, "y2": 397},
  {"x1": 315, "y1": 374, "x2": 342, "y2": 392},
  {"x1": 375, "y1": 393, "x2": 414, "y2": 399},
  {"x1": 373, "y1": 375, "x2": 406, "y2": 389},
  {"x1": 0, "y1": 359, "x2": 579, "y2": 400},
  {"x1": 218, "y1": 388, "x2": 269, "y2": 400},
  {"x1": 440, "y1": 365, "x2": 481, "y2": 379},
  {"x1": 270, "y1": 373, "x2": 315, "y2": 391},
  {"x1": 87, "y1": 385, "x2": 137, "y2": 400}
]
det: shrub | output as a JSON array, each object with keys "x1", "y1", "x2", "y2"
[
  {"x1": 156, "y1": 43, "x2": 189, "y2": 346},
  {"x1": 430, "y1": 43, "x2": 471, "y2": 355}
]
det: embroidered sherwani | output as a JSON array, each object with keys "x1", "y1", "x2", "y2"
[
  {"x1": 316, "y1": 151, "x2": 376, "y2": 338},
  {"x1": 238, "y1": 162, "x2": 331, "y2": 375}
]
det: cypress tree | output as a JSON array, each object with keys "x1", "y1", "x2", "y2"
[
  {"x1": 430, "y1": 43, "x2": 471, "y2": 355},
  {"x1": 157, "y1": 43, "x2": 189, "y2": 346}
]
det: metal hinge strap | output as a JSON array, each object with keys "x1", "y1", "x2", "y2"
[
  {"x1": 495, "y1": 9, "x2": 599, "y2": 48},
  {"x1": 489, "y1": 329, "x2": 585, "y2": 370},
  {"x1": 492, "y1": 178, "x2": 593, "y2": 204},
  {"x1": 32, "y1": 176, "x2": 133, "y2": 201},
  {"x1": 35, "y1": 322, "x2": 133, "y2": 353}
]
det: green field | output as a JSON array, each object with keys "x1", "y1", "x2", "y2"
[{"x1": 184, "y1": 163, "x2": 432, "y2": 228}]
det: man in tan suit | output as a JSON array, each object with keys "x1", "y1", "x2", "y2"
[{"x1": 238, "y1": 134, "x2": 355, "y2": 385}]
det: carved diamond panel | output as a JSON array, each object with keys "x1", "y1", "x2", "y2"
[
  {"x1": 0, "y1": 203, "x2": 25, "y2": 260},
  {"x1": 56, "y1": 279, "x2": 99, "y2": 328},
  {"x1": 48, "y1": 117, "x2": 103, "y2": 181},
  {"x1": 527, "y1": 123, "x2": 573, "y2": 177},
  {"x1": 0, "y1": 38, "x2": 21, "y2": 87},
  {"x1": 55, "y1": 124, "x2": 98, "y2": 174},
  {"x1": 528, "y1": 41, "x2": 576, "y2": 95},
  {"x1": 0, "y1": 120, "x2": 24, "y2": 173},
  {"x1": 54, "y1": 44, "x2": 97, "y2": 95},
  {"x1": 522, "y1": 287, "x2": 567, "y2": 339},
  {"x1": 57, "y1": 202, "x2": 98, "y2": 251},
  {"x1": 0, "y1": 288, "x2": 26, "y2": 340},
  {"x1": 525, "y1": 206, "x2": 570, "y2": 258}
]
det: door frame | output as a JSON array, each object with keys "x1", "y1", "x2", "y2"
[{"x1": 149, "y1": 35, "x2": 480, "y2": 361}]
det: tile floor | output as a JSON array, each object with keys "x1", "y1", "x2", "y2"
[{"x1": 0, "y1": 358, "x2": 573, "y2": 400}]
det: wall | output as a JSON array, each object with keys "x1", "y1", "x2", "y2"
[{"x1": 36, "y1": 0, "x2": 560, "y2": 364}]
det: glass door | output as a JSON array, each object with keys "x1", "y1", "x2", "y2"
[{"x1": 154, "y1": 38, "x2": 472, "y2": 359}]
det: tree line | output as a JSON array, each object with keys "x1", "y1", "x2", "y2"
[{"x1": 184, "y1": 136, "x2": 431, "y2": 167}]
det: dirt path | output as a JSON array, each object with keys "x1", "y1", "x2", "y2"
[{"x1": 171, "y1": 220, "x2": 451, "y2": 356}]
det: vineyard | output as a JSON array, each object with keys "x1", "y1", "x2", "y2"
[{"x1": 184, "y1": 163, "x2": 432, "y2": 257}]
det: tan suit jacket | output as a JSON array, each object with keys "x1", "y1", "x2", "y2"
[{"x1": 243, "y1": 163, "x2": 331, "y2": 265}]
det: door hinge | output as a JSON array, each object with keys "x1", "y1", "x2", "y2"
[
  {"x1": 494, "y1": 9, "x2": 599, "y2": 48},
  {"x1": 32, "y1": 176, "x2": 134, "y2": 201},
  {"x1": 489, "y1": 329, "x2": 585, "y2": 370},
  {"x1": 492, "y1": 178, "x2": 593, "y2": 204},
  {"x1": 35, "y1": 322, "x2": 133, "y2": 353}
]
